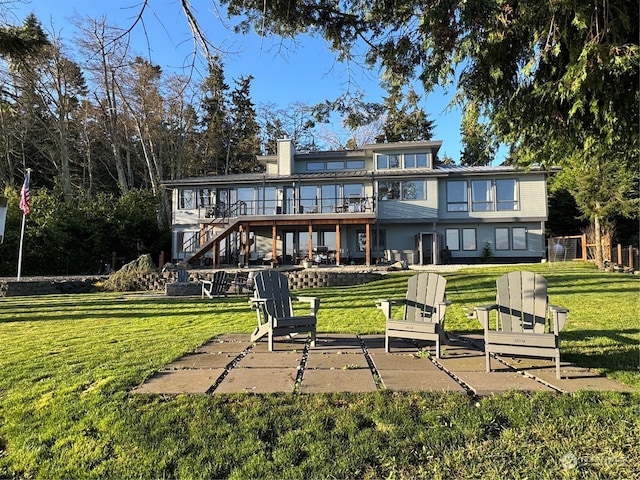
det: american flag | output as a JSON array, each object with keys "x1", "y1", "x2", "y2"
[{"x1": 19, "y1": 170, "x2": 30, "y2": 215}]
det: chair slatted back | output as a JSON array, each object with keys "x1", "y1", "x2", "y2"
[
  {"x1": 496, "y1": 271, "x2": 547, "y2": 333},
  {"x1": 404, "y1": 273, "x2": 447, "y2": 322},
  {"x1": 254, "y1": 270, "x2": 293, "y2": 319}
]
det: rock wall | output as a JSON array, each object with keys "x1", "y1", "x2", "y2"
[{"x1": 0, "y1": 269, "x2": 384, "y2": 297}]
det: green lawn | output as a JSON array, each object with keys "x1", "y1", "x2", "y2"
[{"x1": 0, "y1": 263, "x2": 638, "y2": 478}]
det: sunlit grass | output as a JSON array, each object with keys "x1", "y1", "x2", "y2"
[{"x1": 0, "y1": 262, "x2": 638, "y2": 478}]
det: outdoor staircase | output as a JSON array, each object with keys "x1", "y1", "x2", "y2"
[{"x1": 183, "y1": 201, "x2": 245, "y2": 265}]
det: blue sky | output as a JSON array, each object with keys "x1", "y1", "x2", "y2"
[{"x1": 8, "y1": 0, "x2": 467, "y2": 160}]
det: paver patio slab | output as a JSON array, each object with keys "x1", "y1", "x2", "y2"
[
  {"x1": 252, "y1": 336, "x2": 310, "y2": 352},
  {"x1": 238, "y1": 351, "x2": 303, "y2": 368},
  {"x1": 312, "y1": 334, "x2": 363, "y2": 352},
  {"x1": 133, "y1": 369, "x2": 225, "y2": 394},
  {"x1": 213, "y1": 367, "x2": 299, "y2": 394},
  {"x1": 167, "y1": 352, "x2": 238, "y2": 369},
  {"x1": 301, "y1": 368, "x2": 377, "y2": 393},
  {"x1": 453, "y1": 371, "x2": 554, "y2": 396},
  {"x1": 305, "y1": 351, "x2": 370, "y2": 369},
  {"x1": 378, "y1": 369, "x2": 466, "y2": 392},
  {"x1": 362, "y1": 335, "x2": 436, "y2": 355},
  {"x1": 198, "y1": 340, "x2": 249, "y2": 354},
  {"x1": 369, "y1": 353, "x2": 437, "y2": 371},
  {"x1": 522, "y1": 366, "x2": 636, "y2": 393},
  {"x1": 437, "y1": 354, "x2": 502, "y2": 372}
]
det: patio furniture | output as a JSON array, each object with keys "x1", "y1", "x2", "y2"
[
  {"x1": 377, "y1": 272, "x2": 449, "y2": 358},
  {"x1": 474, "y1": 271, "x2": 568, "y2": 379},
  {"x1": 249, "y1": 270, "x2": 319, "y2": 351},
  {"x1": 201, "y1": 270, "x2": 229, "y2": 298}
]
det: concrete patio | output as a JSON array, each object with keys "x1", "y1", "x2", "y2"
[{"x1": 132, "y1": 333, "x2": 635, "y2": 397}]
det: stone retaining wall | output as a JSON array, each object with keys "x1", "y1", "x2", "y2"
[{"x1": 0, "y1": 269, "x2": 384, "y2": 297}]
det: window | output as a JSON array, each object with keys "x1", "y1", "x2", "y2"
[
  {"x1": 404, "y1": 153, "x2": 428, "y2": 168},
  {"x1": 445, "y1": 229, "x2": 460, "y2": 251},
  {"x1": 462, "y1": 229, "x2": 477, "y2": 251},
  {"x1": 321, "y1": 184, "x2": 338, "y2": 213},
  {"x1": 376, "y1": 154, "x2": 400, "y2": 169},
  {"x1": 401, "y1": 180, "x2": 425, "y2": 200},
  {"x1": 195, "y1": 189, "x2": 213, "y2": 208},
  {"x1": 471, "y1": 180, "x2": 493, "y2": 211},
  {"x1": 237, "y1": 187, "x2": 255, "y2": 214},
  {"x1": 378, "y1": 181, "x2": 400, "y2": 200},
  {"x1": 178, "y1": 231, "x2": 196, "y2": 252},
  {"x1": 495, "y1": 228, "x2": 510, "y2": 250},
  {"x1": 326, "y1": 161, "x2": 344, "y2": 170},
  {"x1": 496, "y1": 179, "x2": 518, "y2": 210},
  {"x1": 512, "y1": 227, "x2": 527, "y2": 250},
  {"x1": 178, "y1": 189, "x2": 194, "y2": 209},
  {"x1": 447, "y1": 181, "x2": 468, "y2": 211},
  {"x1": 307, "y1": 162, "x2": 324, "y2": 171},
  {"x1": 299, "y1": 185, "x2": 318, "y2": 213},
  {"x1": 346, "y1": 160, "x2": 365, "y2": 169},
  {"x1": 258, "y1": 186, "x2": 277, "y2": 214}
]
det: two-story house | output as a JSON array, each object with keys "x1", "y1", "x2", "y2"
[{"x1": 163, "y1": 139, "x2": 548, "y2": 266}]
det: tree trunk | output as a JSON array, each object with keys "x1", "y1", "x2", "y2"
[{"x1": 594, "y1": 213, "x2": 604, "y2": 270}]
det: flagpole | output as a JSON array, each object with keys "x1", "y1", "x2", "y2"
[
  {"x1": 17, "y1": 168, "x2": 31, "y2": 282},
  {"x1": 17, "y1": 210, "x2": 26, "y2": 281}
]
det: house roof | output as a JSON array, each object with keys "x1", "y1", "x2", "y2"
[{"x1": 162, "y1": 164, "x2": 545, "y2": 188}]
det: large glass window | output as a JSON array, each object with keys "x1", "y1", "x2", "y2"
[
  {"x1": 447, "y1": 181, "x2": 468, "y2": 211},
  {"x1": 178, "y1": 231, "x2": 196, "y2": 252},
  {"x1": 196, "y1": 189, "x2": 213, "y2": 208},
  {"x1": 402, "y1": 180, "x2": 426, "y2": 200},
  {"x1": 321, "y1": 184, "x2": 338, "y2": 213},
  {"x1": 512, "y1": 227, "x2": 527, "y2": 250},
  {"x1": 404, "y1": 153, "x2": 428, "y2": 168},
  {"x1": 495, "y1": 228, "x2": 510, "y2": 250},
  {"x1": 462, "y1": 229, "x2": 477, "y2": 250},
  {"x1": 299, "y1": 185, "x2": 318, "y2": 213},
  {"x1": 376, "y1": 154, "x2": 400, "y2": 169},
  {"x1": 496, "y1": 179, "x2": 519, "y2": 210},
  {"x1": 258, "y1": 186, "x2": 278, "y2": 214},
  {"x1": 445, "y1": 229, "x2": 460, "y2": 251},
  {"x1": 378, "y1": 181, "x2": 400, "y2": 200},
  {"x1": 471, "y1": 180, "x2": 493, "y2": 211},
  {"x1": 346, "y1": 160, "x2": 365, "y2": 169},
  {"x1": 237, "y1": 187, "x2": 255, "y2": 214},
  {"x1": 178, "y1": 189, "x2": 194, "y2": 209}
]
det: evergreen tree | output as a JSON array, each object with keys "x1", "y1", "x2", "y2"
[
  {"x1": 375, "y1": 86, "x2": 434, "y2": 143},
  {"x1": 199, "y1": 59, "x2": 231, "y2": 176},
  {"x1": 228, "y1": 75, "x2": 261, "y2": 173}
]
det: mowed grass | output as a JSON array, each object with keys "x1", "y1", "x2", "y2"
[{"x1": 0, "y1": 263, "x2": 638, "y2": 478}]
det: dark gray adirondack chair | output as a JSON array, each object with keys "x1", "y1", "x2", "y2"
[
  {"x1": 201, "y1": 270, "x2": 229, "y2": 298},
  {"x1": 250, "y1": 270, "x2": 319, "y2": 351},
  {"x1": 377, "y1": 272, "x2": 449, "y2": 358},
  {"x1": 474, "y1": 271, "x2": 568, "y2": 379}
]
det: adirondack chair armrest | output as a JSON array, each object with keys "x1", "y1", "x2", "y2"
[
  {"x1": 292, "y1": 296, "x2": 320, "y2": 315},
  {"x1": 474, "y1": 304, "x2": 498, "y2": 330},
  {"x1": 435, "y1": 301, "x2": 450, "y2": 324},
  {"x1": 549, "y1": 305, "x2": 569, "y2": 332},
  {"x1": 375, "y1": 298, "x2": 402, "y2": 320},
  {"x1": 249, "y1": 297, "x2": 270, "y2": 309}
]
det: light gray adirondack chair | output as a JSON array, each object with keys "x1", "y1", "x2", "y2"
[
  {"x1": 474, "y1": 271, "x2": 568, "y2": 379},
  {"x1": 377, "y1": 272, "x2": 449, "y2": 358},
  {"x1": 249, "y1": 270, "x2": 319, "y2": 351}
]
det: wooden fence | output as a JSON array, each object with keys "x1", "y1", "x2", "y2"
[{"x1": 548, "y1": 235, "x2": 638, "y2": 270}]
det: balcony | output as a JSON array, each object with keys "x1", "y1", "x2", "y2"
[{"x1": 199, "y1": 195, "x2": 375, "y2": 221}]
